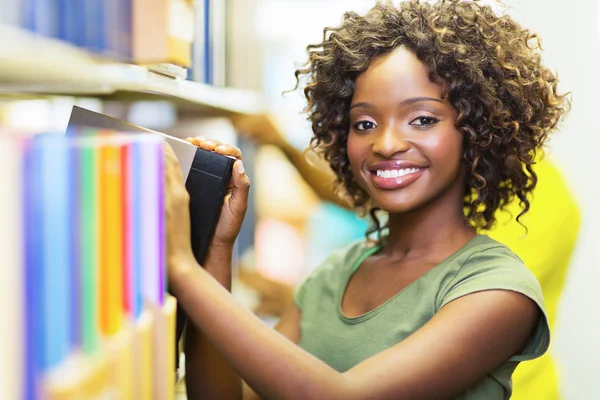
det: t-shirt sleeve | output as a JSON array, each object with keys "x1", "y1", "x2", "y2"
[
  {"x1": 438, "y1": 246, "x2": 550, "y2": 362},
  {"x1": 294, "y1": 240, "x2": 365, "y2": 311},
  {"x1": 294, "y1": 249, "x2": 344, "y2": 310}
]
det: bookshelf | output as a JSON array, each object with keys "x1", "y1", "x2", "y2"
[
  {"x1": 0, "y1": 25, "x2": 265, "y2": 116},
  {"x1": 0, "y1": 1, "x2": 263, "y2": 397}
]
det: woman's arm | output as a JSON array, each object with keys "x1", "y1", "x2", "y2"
[
  {"x1": 168, "y1": 139, "x2": 303, "y2": 399},
  {"x1": 170, "y1": 256, "x2": 539, "y2": 400}
]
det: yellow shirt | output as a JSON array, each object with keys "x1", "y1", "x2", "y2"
[{"x1": 484, "y1": 157, "x2": 581, "y2": 400}]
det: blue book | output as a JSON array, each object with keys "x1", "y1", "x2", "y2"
[
  {"x1": 131, "y1": 140, "x2": 143, "y2": 319},
  {"x1": 58, "y1": 0, "x2": 84, "y2": 47},
  {"x1": 23, "y1": 137, "x2": 43, "y2": 400},
  {"x1": 83, "y1": 0, "x2": 105, "y2": 52},
  {"x1": 103, "y1": 0, "x2": 120, "y2": 57},
  {"x1": 22, "y1": 0, "x2": 59, "y2": 38},
  {"x1": 37, "y1": 135, "x2": 72, "y2": 369},
  {"x1": 120, "y1": 0, "x2": 133, "y2": 59},
  {"x1": 205, "y1": 0, "x2": 212, "y2": 84}
]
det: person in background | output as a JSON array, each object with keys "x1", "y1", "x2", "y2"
[{"x1": 169, "y1": 2, "x2": 575, "y2": 399}]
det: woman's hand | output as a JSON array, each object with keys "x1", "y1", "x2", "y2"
[
  {"x1": 164, "y1": 142, "x2": 195, "y2": 280},
  {"x1": 185, "y1": 136, "x2": 251, "y2": 248}
]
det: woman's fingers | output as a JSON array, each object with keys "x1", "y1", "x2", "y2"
[
  {"x1": 228, "y1": 160, "x2": 251, "y2": 219},
  {"x1": 185, "y1": 136, "x2": 242, "y2": 160},
  {"x1": 215, "y1": 144, "x2": 242, "y2": 160}
]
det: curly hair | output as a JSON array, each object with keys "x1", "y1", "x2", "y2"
[{"x1": 295, "y1": 0, "x2": 569, "y2": 231}]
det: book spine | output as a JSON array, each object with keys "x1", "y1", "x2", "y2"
[
  {"x1": 0, "y1": 0, "x2": 22, "y2": 25},
  {"x1": 139, "y1": 137, "x2": 165, "y2": 306},
  {"x1": 78, "y1": 140, "x2": 101, "y2": 355},
  {"x1": 39, "y1": 135, "x2": 72, "y2": 369},
  {"x1": 99, "y1": 142, "x2": 123, "y2": 337},
  {"x1": 23, "y1": 137, "x2": 42, "y2": 400},
  {"x1": 122, "y1": 143, "x2": 134, "y2": 317},
  {"x1": 23, "y1": 0, "x2": 59, "y2": 38},
  {"x1": 131, "y1": 140, "x2": 144, "y2": 319},
  {"x1": 83, "y1": 0, "x2": 105, "y2": 52},
  {"x1": 0, "y1": 134, "x2": 25, "y2": 400}
]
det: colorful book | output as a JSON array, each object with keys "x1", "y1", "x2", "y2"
[
  {"x1": 99, "y1": 139, "x2": 124, "y2": 337},
  {"x1": 38, "y1": 134, "x2": 73, "y2": 369},
  {"x1": 74, "y1": 136, "x2": 101, "y2": 355},
  {"x1": 138, "y1": 136, "x2": 166, "y2": 306}
]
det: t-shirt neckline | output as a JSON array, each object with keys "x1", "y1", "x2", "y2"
[{"x1": 337, "y1": 234, "x2": 486, "y2": 325}]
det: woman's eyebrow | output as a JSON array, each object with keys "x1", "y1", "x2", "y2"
[{"x1": 350, "y1": 97, "x2": 445, "y2": 110}]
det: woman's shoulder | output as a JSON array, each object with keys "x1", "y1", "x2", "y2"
[{"x1": 439, "y1": 234, "x2": 545, "y2": 310}]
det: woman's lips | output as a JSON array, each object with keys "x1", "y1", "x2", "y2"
[{"x1": 369, "y1": 167, "x2": 427, "y2": 190}]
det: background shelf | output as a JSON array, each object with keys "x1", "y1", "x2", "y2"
[{"x1": 0, "y1": 25, "x2": 265, "y2": 116}]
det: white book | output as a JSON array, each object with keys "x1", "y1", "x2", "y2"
[
  {"x1": 0, "y1": 0, "x2": 21, "y2": 25},
  {"x1": 0, "y1": 133, "x2": 24, "y2": 400}
]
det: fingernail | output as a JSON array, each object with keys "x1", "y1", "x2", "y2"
[{"x1": 237, "y1": 161, "x2": 245, "y2": 174}]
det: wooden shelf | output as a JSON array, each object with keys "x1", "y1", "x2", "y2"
[{"x1": 0, "y1": 25, "x2": 264, "y2": 116}]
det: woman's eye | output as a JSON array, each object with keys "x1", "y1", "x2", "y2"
[
  {"x1": 410, "y1": 116, "x2": 439, "y2": 126},
  {"x1": 353, "y1": 120, "x2": 377, "y2": 131}
]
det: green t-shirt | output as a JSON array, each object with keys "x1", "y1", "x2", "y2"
[{"x1": 295, "y1": 234, "x2": 550, "y2": 399}]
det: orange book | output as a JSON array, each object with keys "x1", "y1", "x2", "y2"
[{"x1": 99, "y1": 142, "x2": 123, "y2": 337}]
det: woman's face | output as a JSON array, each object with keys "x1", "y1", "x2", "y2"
[{"x1": 347, "y1": 47, "x2": 465, "y2": 214}]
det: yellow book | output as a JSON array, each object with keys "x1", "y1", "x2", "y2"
[
  {"x1": 133, "y1": 310, "x2": 154, "y2": 400},
  {"x1": 148, "y1": 296, "x2": 177, "y2": 400},
  {"x1": 99, "y1": 143, "x2": 124, "y2": 337},
  {"x1": 44, "y1": 352, "x2": 111, "y2": 400},
  {"x1": 105, "y1": 325, "x2": 134, "y2": 400}
]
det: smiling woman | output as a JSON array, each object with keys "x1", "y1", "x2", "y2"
[{"x1": 167, "y1": 1, "x2": 570, "y2": 399}]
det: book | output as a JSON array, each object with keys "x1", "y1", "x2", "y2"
[
  {"x1": 0, "y1": 133, "x2": 24, "y2": 400},
  {"x1": 99, "y1": 139, "x2": 124, "y2": 337},
  {"x1": 132, "y1": 0, "x2": 195, "y2": 67},
  {"x1": 37, "y1": 134, "x2": 73, "y2": 369},
  {"x1": 148, "y1": 296, "x2": 177, "y2": 400},
  {"x1": 73, "y1": 136, "x2": 101, "y2": 355}
]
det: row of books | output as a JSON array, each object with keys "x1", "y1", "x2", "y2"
[
  {"x1": 0, "y1": 0, "x2": 226, "y2": 84},
  {"x1": 0, "y1": 130, "x2": 176, "y2": 399}
]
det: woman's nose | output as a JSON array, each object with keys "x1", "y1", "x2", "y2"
[{"x1": 371, "y1": 126, "x2": 410, "y2": 158}]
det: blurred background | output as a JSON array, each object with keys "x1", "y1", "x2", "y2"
[{"x1": 0, "y1": 0, "x2": 598, "y2": 398}]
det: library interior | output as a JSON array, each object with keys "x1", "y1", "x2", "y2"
[{"x1": 0, "y1": 0, "x2": 598, "y2": 399}]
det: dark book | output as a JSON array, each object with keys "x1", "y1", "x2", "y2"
[{"x1": 66, "y1": 106, "x2": 234, "y2": 370}]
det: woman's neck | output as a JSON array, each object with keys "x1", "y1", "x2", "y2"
[{"x1": 381, "y1": 191, "x2": 476, "y2": 262}]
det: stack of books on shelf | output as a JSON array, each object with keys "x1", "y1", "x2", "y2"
[
  {"x1": 0, "y1": 130, "x2": 176, "y2": 399},
  {"x1": 0, "y1": 0, "x2": 227, "y2": 84}
]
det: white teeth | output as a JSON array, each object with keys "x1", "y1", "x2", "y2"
[{"x1": 375, "y1": 168, "x2": 422, "y2": 178}]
